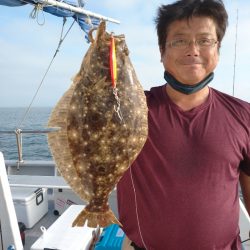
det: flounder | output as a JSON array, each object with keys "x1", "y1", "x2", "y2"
[{"x1": 48, "y1": 21, "x2": 148, "y2": 228}]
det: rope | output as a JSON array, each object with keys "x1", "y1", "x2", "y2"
[
  {"x1": 16, "y1": 18, "x2": 75, "y2": 129},
  {"x1": 29, "y1": 2, "x2": 47, "y2": 26},
  {"x1": 77, "y1": 0, "x2": 85, "y2": 7},
  {"x1": 241, "y1": 238, "x2": 250, "y2": 243},
  {"x1": 232, "y1": 8, "x2": 239, "y2": 97}
]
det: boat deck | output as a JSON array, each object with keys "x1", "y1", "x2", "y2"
[{"x1": 24, "y1": 194, "x2": 59, "y2": 250}]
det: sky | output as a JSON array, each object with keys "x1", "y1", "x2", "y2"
[{"x1": 0, "y1": 0, "x2": 250, "y2": 107}]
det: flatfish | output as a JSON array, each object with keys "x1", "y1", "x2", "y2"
[{"x1": 48, "y1": 21, "x2": 148, "y2": 228}]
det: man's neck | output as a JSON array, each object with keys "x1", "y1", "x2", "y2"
[{"x1": 166, "y1": 85, "x2": 210, "y2": 111}]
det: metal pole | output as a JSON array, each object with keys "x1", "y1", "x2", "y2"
[{"x1": 36, "y1": 0, "x2": 120, "y2": 24}]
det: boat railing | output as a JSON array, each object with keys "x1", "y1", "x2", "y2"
[{"x1": 4, "y1": 159, "x2": 71, "y2": 189}]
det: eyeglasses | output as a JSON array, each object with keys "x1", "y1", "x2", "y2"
[{"x1": 166, "y1": 38, "x2": 218, "y2": 50}]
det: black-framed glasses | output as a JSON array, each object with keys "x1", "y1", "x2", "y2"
[{"x1": 166, "y1": 38, "x2": 218, "y2": 49}]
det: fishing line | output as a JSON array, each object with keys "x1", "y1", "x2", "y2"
[
  {"x1": 232, "y1": 4, "x2": 249, "y2": 246},
  {"x1": 16, "y1": 18, "x2": 75, "y2": 129},
  {"x1": 109, "y1": 31, "x2": 145, "y2": 247},
  {"x1": 232, "y1": 10, "x2": 247, "y2": 245},
  {"x1": 129, "y1": 167, "x2": 148, "y2": 250},
  {"x1": 232, "y1": 8, "x2": 239, "y2": 97}
]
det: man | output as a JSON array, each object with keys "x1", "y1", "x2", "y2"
[{"x1": 117, "y1": 0, "x2": 250, "y2": 249}]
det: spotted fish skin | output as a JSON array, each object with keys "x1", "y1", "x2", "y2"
[{"x1": 48, "y1": 21, "x2": 148, "y2": 228}]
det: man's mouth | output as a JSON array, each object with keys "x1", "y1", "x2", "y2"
[{"x1": 178, "y1": 58, "x2": 203, "y2": 65}]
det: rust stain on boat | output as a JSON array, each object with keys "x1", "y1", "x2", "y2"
[{"x1": 47, "y1": 21, "x2": 148, "y2": 228}]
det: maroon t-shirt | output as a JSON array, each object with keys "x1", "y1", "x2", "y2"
[{"x1": 117, "y1": 85, "x2": 250, "y2": 250}]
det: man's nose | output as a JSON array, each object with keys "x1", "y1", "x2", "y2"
[{"x1": 186, "y1": 41, "x2": 200, "y2": 56}]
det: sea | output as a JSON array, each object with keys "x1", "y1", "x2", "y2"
[{"x1": 0, "y1": 107, "x2": 53, "y2": 161}]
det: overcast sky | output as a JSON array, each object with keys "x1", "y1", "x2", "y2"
[{"x1": 0, "y1": 0, "x2": 249, "y2": 107}]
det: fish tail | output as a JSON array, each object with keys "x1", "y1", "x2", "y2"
[{"x1": 72, "y1": 207, "x2": 122, "y2": 228}]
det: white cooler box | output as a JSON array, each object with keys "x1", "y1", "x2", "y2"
[
  {"x1": 54, "y1": 188, "x2": 85, "y2": 215},
  {"x1": 11, "y1": 187, "x2": 48, "y2": 228}
]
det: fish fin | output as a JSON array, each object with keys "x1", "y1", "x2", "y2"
[{"x1": 72, "y1": 207, "x2": 121, "y2": 228}]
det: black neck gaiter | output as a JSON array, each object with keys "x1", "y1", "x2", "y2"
[{"x1": 164, "y1": 71, "x2": 214, "y2": 95}]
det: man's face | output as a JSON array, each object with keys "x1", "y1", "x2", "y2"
[{"x1": 161, "y1": 17, "x2": 219, "y2": 85}]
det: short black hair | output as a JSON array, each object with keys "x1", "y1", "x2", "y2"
[{"x1": 155, "y1": 0, "x2": 228, "y2": 52}]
